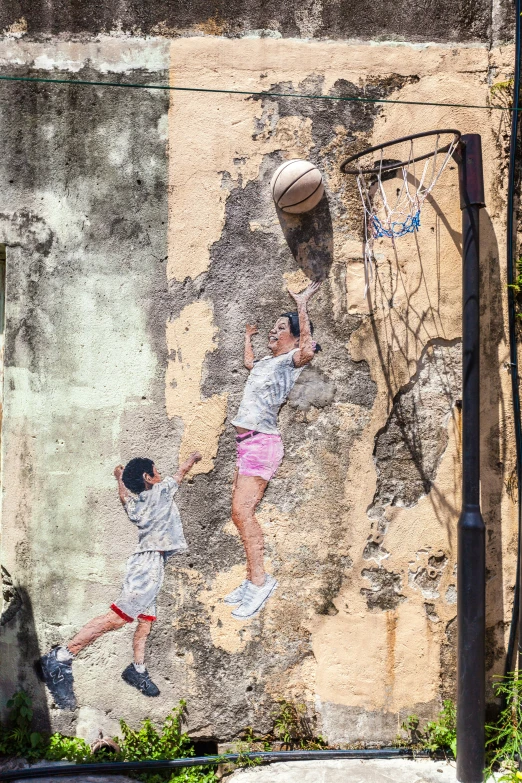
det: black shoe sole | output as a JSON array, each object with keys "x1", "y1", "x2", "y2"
[
  {"x1": 121, "y1": 671, "x2": 160, "y2": 697},
  {"x1": 37, "y1": 657, "x2": 77, "y2": 710}
]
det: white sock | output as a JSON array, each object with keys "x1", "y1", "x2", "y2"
[
  {"x1": 56, "y1": 645, "x2": 73, "y2": 662},
  {"x1": 133, "y1": 662, "x2": 146, "y2": 673}
]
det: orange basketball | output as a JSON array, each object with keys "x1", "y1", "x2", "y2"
[{"x1": 270, "y1": 159, "x2": 324, "y2": 214}]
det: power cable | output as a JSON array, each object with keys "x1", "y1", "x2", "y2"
[{"x1": 0, "y1": 72, "x2": 518, "y2": 111}]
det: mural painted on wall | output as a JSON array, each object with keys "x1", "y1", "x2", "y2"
[
  {"x1": 38, "y1": 452, "x2": 202, "y2": 709},
  {"x1": 37, "y1": 277, "x2": 323, "y2": 708},
  {"x1": 0, "y1": 32, "x2": 516, "y2": 744}
]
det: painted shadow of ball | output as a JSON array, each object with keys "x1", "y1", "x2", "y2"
[{"x1": 276, "y1": 193, "x2": 333, "y2": 282}]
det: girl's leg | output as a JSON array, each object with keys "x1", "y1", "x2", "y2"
[
  {"x1": 133, "y1": 619, "x2": 152, "y2": 665},
  {"x1": 67, "y1": 609, "x2": 127, "y2": 656},
  {"x1": 231, "y1": 473, "x2": 269, "y2": 587}
]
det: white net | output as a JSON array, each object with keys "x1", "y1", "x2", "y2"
[{"x1": 354, "y1": 133, "x2": 459, "y2": 293}]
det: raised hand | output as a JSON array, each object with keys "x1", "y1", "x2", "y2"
[
  {"x1": 113, "y1": 464, "x2": 124, "y2": 480},
  {"x1": 245, "y1": 324, "x2": 258, "y2": 337},
  {"x1": 189, "y1": 451, "x2": 202, "y2": 464},
  {"x1": 288, "y1": 281, "x2": 321, "y2": 307}
]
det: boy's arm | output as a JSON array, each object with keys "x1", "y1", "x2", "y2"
[
  {"x1": 114, "y1": 465, "x2": 130, "y2": 505},
  {"x1": 244, "y1": 324, "x2": 258, "y2": 371},
  {"x1": 173, "y1": 451, "x2": 202, "y2": 484},
  {"x1": 287, "y1": 281, "x2": 321, "y2": 368}
]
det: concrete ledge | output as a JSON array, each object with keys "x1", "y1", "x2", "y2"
[{"x1": 228, "y1": 758, "x2": 463, "y2": 782}]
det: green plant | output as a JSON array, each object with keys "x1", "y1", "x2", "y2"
[
  {"x1": 507, "y1": 257, "x2": 522, "y2": 322},
  {"x1": 486, "y1": 671, "x2": 522, "y2": 780},
  {"x1": 0, "y1": 691, "x2": 44, "y2": 759},
  {"x1": 397, "y1": 701, "x2": 456, "y2": 757},
  {"x1": 239, "y1": 726, "x2": 271, "y2": 752},
  {"x1": 424, "y1": 700, "x2": 457, "y2": 756},
  {"x1": 118, "y1": 702, "x2": 216, "y2": 783},
  {"x1": 0, "y1": 692, "x2": 216, "y2": 782},
  {"x1": 271, "y1": 699, "x2": 327, "y2": 750},
  {"x1": 490, "y1": 78, "x2": 515, "y2": 106},
  {"x1": 228, "y1": 741, "x2": 263, "y2": 769},
  {"x1": 44, "y1": 734, "x2": 93, "y2": 764},
  {"x1": 396, "y1": 714, "x2": 424, "y2": 747}
]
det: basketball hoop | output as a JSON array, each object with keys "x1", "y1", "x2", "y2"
[{"x1": 340, "y1": 129, "x2": 461, "y2": 292}]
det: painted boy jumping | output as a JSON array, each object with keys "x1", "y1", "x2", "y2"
[{"x1": 39, "y1": 451, "x2": 201, "y2": 710}]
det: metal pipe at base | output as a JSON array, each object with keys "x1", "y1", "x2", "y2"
[{"x1": 0, "y1": 749, "x2": 425, "y2": 781}]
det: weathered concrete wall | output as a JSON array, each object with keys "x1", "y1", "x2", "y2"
[
  {"x1": 0, "y1": 0, "x2": 515, "y2": 46},
  {"x1": 0, "y1": 24, "x2": 517, "y2": 746}
]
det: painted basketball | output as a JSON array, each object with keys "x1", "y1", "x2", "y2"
[{"x1": 270, "y1": 159, "x2": 324, "y2": 214}]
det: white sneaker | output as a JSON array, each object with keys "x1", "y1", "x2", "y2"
[
  {"x1": 223, "y1": 580, "x2": 249, "y2": 605},
  {"x1": 231, "y1": 576, "x2": 278, "y2": 620}
]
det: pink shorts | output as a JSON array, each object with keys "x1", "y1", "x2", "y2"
[{"x1": 236, "y1": 431, "x2": 284, "y2": 481}]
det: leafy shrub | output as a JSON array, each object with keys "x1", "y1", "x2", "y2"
[
  {"x1": 423, "y1": 701, "x2": 457, "y2": 756},
  {"x1": 398, "y1": 700, "x2": 456, "y2": 757},
  {"x1": 486, "y1": 671, "x2": 522, "y2": 781},
  {"x1": 0, "y1": 691, "x2": 44, "y2": 759},
  {"x1": 44, "y1": 734, "x2": 93, "y2": 764},
  {"x1": 0, "y1": 692, "x2": 216, "y2": 782},
  {"x1": 118, "y1": 702, "x2": 216, "y2": 782},
  {"x1": 271, "y1": 699, "x2": 327, "y2": 750}
]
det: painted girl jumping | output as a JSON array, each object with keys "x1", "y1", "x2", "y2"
[{"x1": 225, "y1": 281, "x2": 321, "y2": 620}]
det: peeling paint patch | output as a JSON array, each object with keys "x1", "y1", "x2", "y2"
[
  {"x1": 165, "y1": 300, "x2": 228, "y2": 473},
  {"x1": 2, "y1": 17, "x2": 26, "y2": 37},
  {"x1": 0, "y1": 37, "x2": 170, "y2": 73},
  {"x1": 409, "y1": 552, "x2": 448, "y2": 599},
  {"x1": 360, "y1": 567, "x2": 406, "y2": 611}
]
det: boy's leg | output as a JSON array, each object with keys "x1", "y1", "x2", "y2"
[
  {"x1": 132, "y1": 618, "x2": 152, "y2": 666},
  {"x1": 68, "y1": 609, "x2": 127, "y2": 655},
  {"x1": 39, "y1": 609, "x2": 128, "y2": 711},
  {"x1": 120, "y1": 552, "x2": 163, "y2": 697},
  {"x1": 121, "y1": 616, "x2": 160, "y2": 697}
]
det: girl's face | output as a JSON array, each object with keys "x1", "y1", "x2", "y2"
[{"x1": 268, "y1": 317, "x2": 299, "y2": 356}]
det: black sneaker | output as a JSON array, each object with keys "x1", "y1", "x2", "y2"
[
  {"x1": 39, "y1": 648, "x2": 76, "y2": 710},
  {"x1": 121, "y1": 664, "x2": 160, "y2": 697}
]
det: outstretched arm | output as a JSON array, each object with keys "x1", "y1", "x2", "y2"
[
  {"x1": 243, "y1": 324, "x2": 258, "y2": 371},
  {"x1": 114, "y1": 465, "x2": 130, "y2": 506},
  {"x1": 173, "y1": 451, "x2": 202, "y2": 484},
  {"x1": 288, "y1": 281, "x2": 321, "y2": 368}
]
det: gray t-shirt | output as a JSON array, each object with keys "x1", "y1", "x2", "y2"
[
  {"x1": 232, "y1": 348, "x2": 304, "y2": 435},
  {"x1": 124, "y1": 476, "x2": 188, "y2": 556}
]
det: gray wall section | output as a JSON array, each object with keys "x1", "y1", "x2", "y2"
[
  {"x1": 0, "y1": 71, "x2": 173, "y2": 731},
  {"x1": 0, "y1": 0, "x2": 514, "y2": 44}
]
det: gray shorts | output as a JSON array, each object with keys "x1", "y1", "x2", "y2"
[{"x1": 111, "y1": 551, "x2": 166, "y2": 622}]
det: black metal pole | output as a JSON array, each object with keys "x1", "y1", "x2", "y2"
[
  {"x1": 456, "y1": 133, "x2": 486, "y2": 783},
  {"x1": 508, "y1": 0, "x2": 522, "y2": 678}
]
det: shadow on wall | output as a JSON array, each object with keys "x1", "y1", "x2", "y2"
[
  {"x1": 0, "y1": 580, "x2": 51, "y2": 732},
  {"x1": 479, "y1": 208, "x2": 508, "y2": 694},
  {"x1": 276, "y1": 194, "x2": 333, "y2": 282},
  {"x1": 364, "y1": 189, "x2": 506, "y2": 700}
]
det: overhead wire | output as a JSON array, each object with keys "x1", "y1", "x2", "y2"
[{"x1": 0, "y1": 72, "x2": 518, "y2": 111}]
